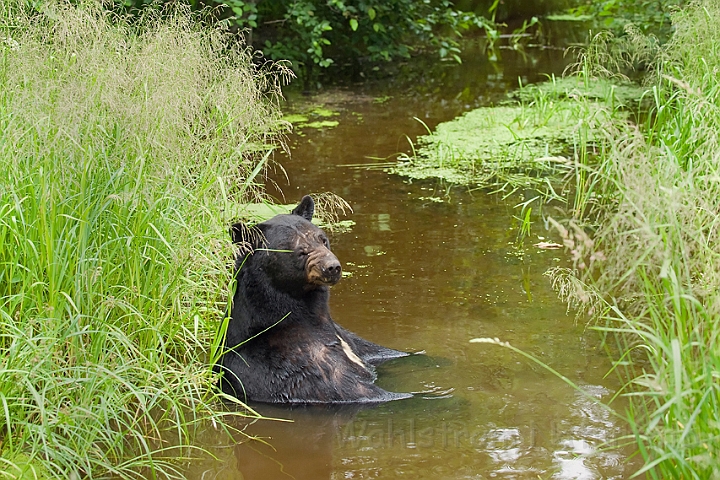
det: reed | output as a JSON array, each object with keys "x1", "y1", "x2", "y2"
[
  {"x1": 553, "y1": 1, "x2": 720, "y2": 476},
  {"x1": 0, "y1": 1, "x2": 286, "y2": 477}
]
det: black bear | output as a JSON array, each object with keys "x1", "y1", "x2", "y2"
[{"x1": 217, "y1": 195, "x2": 411, "y2": 404}]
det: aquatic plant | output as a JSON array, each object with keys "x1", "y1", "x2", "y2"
[
  {"x1": 228, "y1": 192, "x2": 354, "y2": 232},
  {"x1": 282, "y1": 109, "x2": 340, "y2": 131},
  {"x1": 392, "y1": 75, "x2": 645, "y2": 203},
  {"x1": 0, "y1": 1, "x2": 286, "y2": 477}
]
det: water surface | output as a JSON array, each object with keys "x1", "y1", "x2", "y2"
[{"x1": 190, "y1": 30, "x2": 637, "y2": 480}]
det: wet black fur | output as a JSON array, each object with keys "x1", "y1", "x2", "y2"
[{"x1": 216, "y1": 195, "x2": 411, "y2": 404}]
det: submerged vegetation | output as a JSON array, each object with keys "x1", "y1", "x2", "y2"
[{"x1": 0, "y1": 1, "x2": 286, "y2": 477}]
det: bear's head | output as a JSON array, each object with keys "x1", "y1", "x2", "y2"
[{"x1": 230, "y1": 196, "x2": 342, "y2": 294}]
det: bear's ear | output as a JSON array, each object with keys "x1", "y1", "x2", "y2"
[
  {"x1": 291, "y1": 195, "x2": 314, "y2": 221},
  {"x1": 229, "y1": 222, "x2": 258, "y2": 246},
  {"x1": 229, "y1": 222, "x2": 266, "y2": 254}
]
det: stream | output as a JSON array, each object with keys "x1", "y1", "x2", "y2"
[{"x1": 190, "y1": 25, "x2": 639, "y2": 480}]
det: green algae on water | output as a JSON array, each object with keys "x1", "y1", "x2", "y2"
[
  {"x1": 283, "y1": 103, "x2": 341, "y2": 131},
  {"x1": 300, "y1": 120, "x2": 340, "y2": 129},
  {"x1": 544, "y1": 14, "x2": 594, "y2": 22},
  {"x1": 393, "y1": 102, "x2": 591, "y2": 188},
  {"x1": 282, "y1": 113, "x2": 310, "y2": 124},
  {"x1": 393, "y1": 75, "x2": 648, "y2": 194},
  {"x1": 510, "y1": 75, "x2": 647, "y2": 108},
  {"x1": 231, "y1": 203, "x2": 354, "y2": 232},
  {"x1": 310, "y1": 106, "x2": 338, "y2": 117}
]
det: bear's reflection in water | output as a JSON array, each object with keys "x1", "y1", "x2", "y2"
[{"x1": 233, "y1": 405, "x2": 359, "y2": 480}]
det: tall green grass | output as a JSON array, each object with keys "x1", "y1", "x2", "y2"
[
  {"x1": 0, "y1": 1, "x2": 286, "y2": 477},
  {"x1": 552, "y1": 1, "x2": 720, "y2": 476}
]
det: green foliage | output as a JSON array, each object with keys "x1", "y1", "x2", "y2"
[
  {"x1": 0, "y1": 1, "x2": 284, "y2": 477},
  {"x1": 107, "y1": 0, "x2": 495, "y2": 82},
  {"x1": 221, "y1": 0, "x2": 259, "y2": 28},
  {"x1": 253, "y1": 0, "x2": 495, "y2": 80}
]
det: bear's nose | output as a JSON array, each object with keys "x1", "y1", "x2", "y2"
[{"x1": 324, "y1": 262, "x2": 342, "y2": 279}]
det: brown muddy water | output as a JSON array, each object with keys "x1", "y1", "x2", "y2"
[{"x1": 189, "y1": 28, "x2": 639, "y2": 480}]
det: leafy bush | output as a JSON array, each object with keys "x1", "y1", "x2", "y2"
[
  {"x1": 253, "y1": 0, "x2": 494, "y2": 79},
  {"x1": 115, "y1": 0, "x2": 496, "y2": 82}
]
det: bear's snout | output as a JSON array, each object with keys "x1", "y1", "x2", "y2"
[
  {"x1": 306, "y1": 249, "x2": 342, "y2": 286},
  {"x1": 322, "y1": 261, "x2": 342, "y2": 282}
]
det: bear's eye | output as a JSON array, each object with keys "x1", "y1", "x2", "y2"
[{"x1": 321, "y1": 236, "x2": 329, "y2": 247}]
